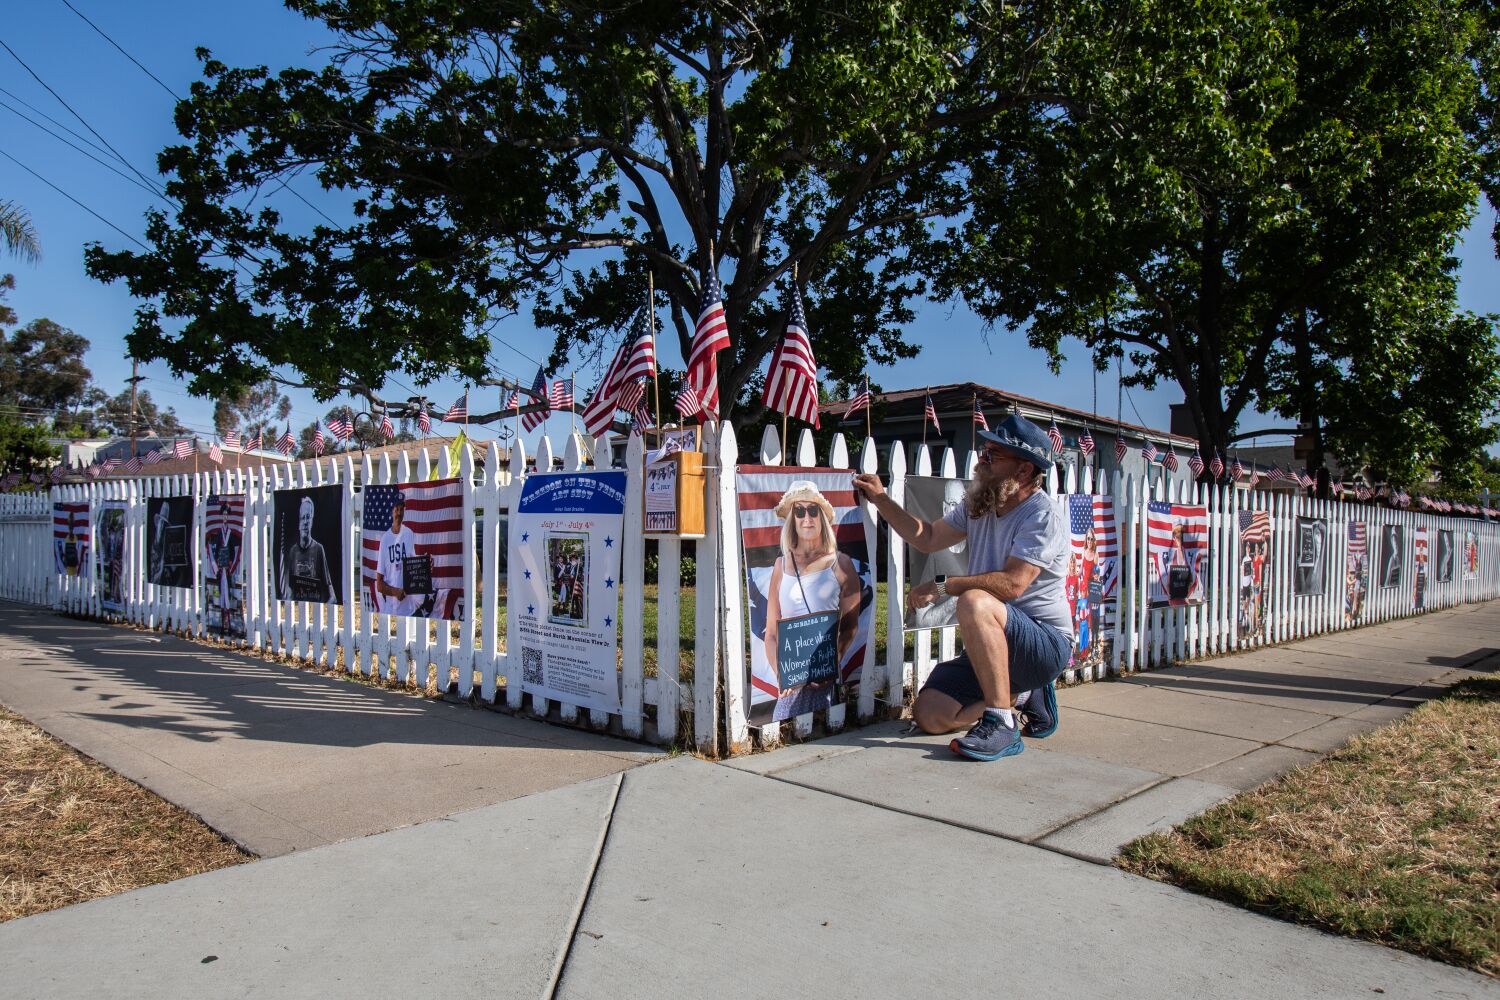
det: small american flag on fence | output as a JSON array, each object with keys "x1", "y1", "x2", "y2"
[
  {"x1": 925, "y1": 393, "x2": 942, "y2": 435},
  {"x1": 1187, "y1": 448, "x2": 1205, "y2": 478},
  {"x1": 761, "y1": 283, "x2": 821, "y2": 428},
  {"x1": 444, "y1": 393, "x2": 468, "y2": 422},
  {"x1": 224, "y1": 431, "x2": 240, "y2": 450},
  {"x1": 328, "y1": 416, "x2": 354, "y2": 441},
  {"x1": 845, "y1": 379, "x2": 871, "y2": 419},
  {"x1": 1163, "y1": 448, "x2": 1179, "y2": 472},
  {"x1": 1140, "y1": 439, "x2": 1157, "y2": 462},
  {"x1": 381, "y1": 411, "x2": 396, "y2": 440},
  {"x1": 1068, "y1": 493, "x2": 1119, "y2": 600},
  {"x1": 206, "y1": 444, "x2": 222, "y2": 466},
  {"x1": 549, "y1": 378, "x2": 574, "y2": 410},
  {"x1": 1047, "y1": 421, "x2": 1063, "y2": 455},
  {"x1": 687, "y1": 269, "x2": 729, "y2": 418},
  {"x1": 417, "y1": 409, "x2": 431, "y2": 434},
  {"x1": 1114, "y1": 436, "x2": 1127, "y2": 463},
  {"x1": 675, "y1": 384, "x2": 702, "y2": 419},
  {"x1": 973, "y1": 398, "x2": 989, "y2": 432},
  {"x1": 1231, "y1": 456, "x2": 1245, "y2": 480},
  {"x1": 174, "y1": 439, "x2": 193, "y2": 459},
  {"x1": 1210, "y1": 452, "x2": 1225, "y2": 479},
  {"x1": 313, "y1": 428, "x2": 325, "y2": 456},
  {"x1": 360, "y1": 479, "x2": 466, "y2": 620},
  {"x1": 522, "y1": 366, "x2": 551, "y2": 432},
  {"x1": 243, "y1": 433, "x2": 261, "y2": 453}
]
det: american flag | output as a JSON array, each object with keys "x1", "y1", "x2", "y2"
[
  {"x1": 143, "y1": 448, "x2": 164, "y2": 465},
  {"x1": 761, "y1": 283, "x2": 821, "y2": 427},
  {"x1": 1414, "y1": 525, "x2": 1429, "y2": 575},
  {"x1": 174, "y1": 439, "x2": 193, "y2": 459},
  {"x1": 204, "y1": 494, "x2": 246, "y2": 577},
  {"x1": 418, "y1": 408, "x2": 431, "y2": 434},
  {"x1": 1210, "y1": 452, "x2": 1225, "y2": 480},
  {"x1": 50, "y1": 465, "x2": 65, "y2": 482},
  {"x1": 1231, "y1": 456, "x2": 1245, "y2": 480},
  {"x1": 103, "y1": 458, "x2": 121, "y2": 471},
  {"x1": 52, "y1": 500, "x2": 90, "y2": 576},
  {"x1": 313, "y1": 427, "x2": 325, "y2": 456},
  {"x1": 1141, "y1": 439, "x2": 1158, "y2": 462},
  {"x1": 1113, "y1": 435, "x2": 1127, "y2": 463},
  {"x1": 974, "y1": 398, "x2": 990, "y2": 432},
  {"x1": 616, "y1": 379, "x2": 645, "y2": 415},
  {"x1": 580, "y1": 310, "x2": 654, "y2": 436},
  {"x1": 620, "y1": 305, "x2": 658, "y2": 385},
  {"x1": 1188, "y1": 448, "x2": 1205, "y2": 478},
  {"x1": 1356, "y1": 485, "x2": 1370, "y2": 500},
  {"x1": 443, "y1": 392, "x2": 468, "y2": 422},
  {"x1": 925, "y1": 393, "x2": 942, "y2": 435},
  {"x1": 360, "y1": 478, "x2": 465, "y2": 620},
  {"x1": 1067, "y1": 494, "x2": 1119, "y2": 599},
  {"x1": 735, "y1": 467, "x2": 872, "y2": 712},
  {"x1": 522, "y1": 366, "x2": 552, "y2": 432},
  {"x1": 630, "y1": 393, "x2": 653, "y2": 434},
  {"x1": 549, "y1": 378, "x2": 575, "y2": 409},
  {"x1": 207, "y1": 443, "x2": 222, "y2": 466},
  {"x1": 122, "y1": 455, "x2": 141, "y2": 474},
  {"x1": 380, "y1": 411, "x2": 396, "y2": 440},
  {"x1": 1239, "y1": 509, "x2": 1271, "y2": 544},
  {"x1": 1046, "y1": 421, "x2": 1063, "y2": 454},
  {"x1": 328, "y1": 416, "x2": 354, "y2": 441},
  {"x1": 687, "y1": 266, "x2": 730, "y2": 419},
  {"x1": 675, "y1": 384, "x2": 703, "y2": 419},
  {"x1": 224, "y1": 430, "x2": 240, "y2": 450},
  {"x1": 244, "y1": 433, "x2": 262, "y2": 453},
  {"x1": 1163, "y1": 448, "x2": 1179, "y2": 472},
  {"x1": 1267, "y1": 465, "x2": 1285, "y2": 482},
  {"x1": 1147, "y1": 500, "x2": 1209, "y2": 606},
  {"x1": 1078, "y1": 427, "x2": 1093, "y2": 455},
  {"x1": 277, "y1": 428, "x2": 296, "y2": 455},
  {"x1": 1347, "y1": 521, "x2": 1367, "y2": 561},
  {"x1": 845, "y1": 378, "x2": 871, "y2": 420}
]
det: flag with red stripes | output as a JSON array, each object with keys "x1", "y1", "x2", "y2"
[
  {"x1": 1210, "y1": 452, "x2": 1225, "y2": 480},
  {"x1": 360, "y1": 478, "x2": 466, "y2": 620},
  {"x1": 313, "y1": 427, "x2": 325, "y2": 456},
  {"x1": 224, "y1": 431, "x2": 241, "y2": 450},
  {"x1": 735, "y1": 467, "x2": 873, "y2": 728},
  {"x1": 174, "y1": 439, "x2": 193, "y2": 459},
  {"x1": 1231, "y1": 456, "x2": 1245, "y2": 480},
  {"x1": 1046, "y1": 420, "x2": 1063, "y2": 455},
  {"x1": 761, "y1": 283, "x2": 821, "y2": 428},
  {"x1": 1187, "y1": 448, "x2": 1205, "y2": 478},
  {"x1": 521, "y1": 366, "x2": 552, "y2": 432},
  {"x1": 549, "y1": 378, "x2": 575, "y2": 410},
  {"x1": 973, "y1": 398, "x2": 989, "y2": 433},
  {"x1": 277, "y1": 428, "x2": 296, "y2": 455},
  {"x1": 844, "y1": 379, "x2": 871, "y2": 420},
  {"x1": 243, "y1": 433, "x2": 261, "y2": 453},
  {"x1": 1147, "y1": 500, "x2": 1209, "y2": 607},
  {"x1": 1162, "y1": 448, "x2": 1179, "y2": 472},
  {"x1": 207, "y1": 443, "x2": 222, "y2": 466},
  {"x1": 52, "y1": 500, "x2": 91, "y2": 577},
  {"x1": 687, "y1": 268, "x2": 730, "y2": 418},
  {"x1": 1113, "y1": 435, "x2": 1127, "y2": 463},
  {"x1": 418, "y1": 408, "x2": 431, "y2": 434},
  {"x1": 380, "y1": 411, "x2": 396, "y2": 441},
  {"x1": 1068, "y1": 494, "x2": 1119, "y2": 600},
  {"x1": 580, "y1": 310, "x2": 654, "y2": 436},
  {"x1": 443, "y1": 392, "x2": 468, "y2": 422},
  {"x1": 675, "y1": 384, "x2": 703, "y2": 420}
]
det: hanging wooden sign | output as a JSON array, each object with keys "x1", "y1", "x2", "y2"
[{"x1": 643, "y1": 450, "x2": 706, "y2": 537}]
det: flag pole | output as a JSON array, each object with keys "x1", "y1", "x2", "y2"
[
  {"x1": 922, "y1": 386, "x2": 929, "y2": 450},
  {"x1": 782, "y1": 262, "x2": 795, "y2": 451},
  {"x1": 649, "y1": 271, "x2": 661, "y2": 450},
  {"x1": 971, "y1": 392, "x2": 977, "y2": 454},
  {"x1": 864, "y1": 377, "x2": 871, "y2": 442},
  {"x1": 569, "y1": 367, "x2": 577, "y2": 444}
]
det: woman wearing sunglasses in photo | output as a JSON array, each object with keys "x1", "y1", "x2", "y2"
[{"x1": 764, "y1": 481, "x2": 862, "y2": 722}]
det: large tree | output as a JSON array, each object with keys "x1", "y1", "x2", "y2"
[
  {"x1": 84, "y1": 0, "x2": 1082, "y2": 425},
  {"x1": 0, "y1": 317, "x2": 94, "y2": 419},
  {"x1": 938, "y1": 0, "x2": 1499, "y2": 486},
  {"x1": 213, "y1": 379, "x2": 292, "y2": 443}
]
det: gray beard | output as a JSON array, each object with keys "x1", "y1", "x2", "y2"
[{"x1": 965, "y1": 472, "x2": 1025, "y2": 518}]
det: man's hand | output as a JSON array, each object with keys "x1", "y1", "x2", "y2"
[
  {"x1": 907, "y1": 580, "x2": 941, "y2": 611},
  {"x1": 851, "y1": 473, "x2": 886, "y2": 503}
]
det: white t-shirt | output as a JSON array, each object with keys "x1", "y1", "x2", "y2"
[{"x1": 376, "y1": 524, "x2": 422, "y2": 617}]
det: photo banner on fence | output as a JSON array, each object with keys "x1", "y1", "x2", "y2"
[
  {"x1": 901, "y1": 475, "x2": 967, "y2": 631},
  {"x1": 272, "y1": 484, "x2": 345, "y2": 604},
  {"x1": 1344, "y1": 523, "x2": 1368, "y2": 625},
  {"x1": 147, "y1": 496, "x2": 195, "y2": 590},
  {"x1": 52, "y1": 500, "x2": 89, "y2": 578},
  {"x1": 361, "y1": 478, "x2": 465, "y2": 620},
  {"x1": 1238, "y1": 510, "x2": 1271, "y2": 636},
  {"x1": 204, "y1": 494, "x2": 246, "y2": 638},
  {"x1": 97, "y1": 500, "x2": 126, "y2": 612},
  {"x1": 1435, "y1": 528, "x2": 1454, "y2": 584},
  {"x1": 510, "y1": 471, "x2": 627, "y2": 715},
  {"x1": 1293, "y1": 516, "x2": 1328, "y2": 597},
  {"x1": 1379, "y1": 524, "x2": 1404, "y2": 590},
  {"x1": 737, "y1": 467, "x2": 874, "y2": 729},
  {"x1": 1067, "y1": 493, "x2": 1117, "y2": 670},
  {"x1": 1413, "y1": 526, "x2": 1429, "y2": 611},
  {"x1": 1147, "y1": 500, "x2": 1208, "y2": 608},
  {"x1": 1463, "y1": 530, "x2": 1479, "y2": 581}
]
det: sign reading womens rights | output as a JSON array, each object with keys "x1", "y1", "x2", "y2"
[{"x1": 775, "y1": 610, "x2": 839, "y2": 689}]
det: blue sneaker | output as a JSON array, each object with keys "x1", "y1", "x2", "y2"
[
  {"x1": 950, "y1": 710, "x2": 1024, "y2": 761},
  {"x1": 1021, "y1": 681, "x2": 1058, "y2": 739}
]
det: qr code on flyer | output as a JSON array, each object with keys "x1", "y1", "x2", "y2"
[{"x1": 521, "y1": 646, "x2": 543, "y2": 686}]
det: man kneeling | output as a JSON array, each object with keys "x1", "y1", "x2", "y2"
[{"x1": 852, "y1": 413, "x2": 1074, "y2": 761}]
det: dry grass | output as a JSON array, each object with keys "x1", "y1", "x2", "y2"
[
  {"x1": 1119, "y1": 672, "x2": 1500, "y2": 977},
  {"x1": 0, "y1": 703, "x2": 249, "y2": 922}
]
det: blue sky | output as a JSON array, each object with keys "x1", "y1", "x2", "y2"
[{"x1": 4, "y1": 1, "x2": 1498, "y2": 451}]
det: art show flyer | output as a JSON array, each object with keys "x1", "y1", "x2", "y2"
[{"x1": 511, "y1": 471, "x2": 627, "y2": 715}]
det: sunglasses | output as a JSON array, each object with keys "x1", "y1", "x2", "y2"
[
  {"x1": 977, "y1": 448, "x2": 1013, "y2": 464},
  {"x1": 791, "y1": 504, "x2": 822, "y2": 519}
]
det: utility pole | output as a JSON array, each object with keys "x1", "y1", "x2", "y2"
[{"x1": 125, "y1": 358, "x2": 143, "y2": 458}]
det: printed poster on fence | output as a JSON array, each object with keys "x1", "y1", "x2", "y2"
[
  {"x1": 272, "y1": 484, "x2": 345, "y2": 604},
  {"x1": 147, "y1": 496, "x2": 195, "y2": 590},
  {"x1": 737, "y1": 467, "x2": 874, "y2": 729},
  {"x1": 511, "y1": 471, "x2": 626, "y2": 715},
  {"x1": 361, "y1": 479, "x2": 465, "y2": 620},
  {"x1": 1066, "y1": 493, "x2": 1118, "y2": 670},
  {"x1": 1378, "y1": 524, "x2": 1404, "y2": 591},
  {"x1": 1435, "y1": 529, "x2": 1455, "y2": 584},
  {"x1": 52, "y1": 500, "x2": 90, "y2": 578},
  {"x1": 1344, "y1": 523, "x2": 1369, "y2": 625},
  {"x1": 97, "y1": 500, "x2": 127, "y2": 612},
  {"x1": 1147, "y1": 500, "x2": 1208, "y2": 608},
  {"x1": 1238, "y1": 510, "x2": 1271, "y2": 635},
  {"x1": 1293, "y1": 517, "x2": 1328, "y2": 597},
  {"x1": 1463, "y1": 530, "x2": 1479, "y2": 581},
  {"x1": 1413, "y1": 526, "x2": 1429, "y2": 611},
  {"x1": 204, "y1": 494, "x2": 246, "y2": 638},
  {"x1": 902, "y1": 475, "x2": 968, "y2": 631}
]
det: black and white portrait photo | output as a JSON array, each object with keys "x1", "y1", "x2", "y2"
[
  {"x1": 146, "y1": 495, "x2": 195, "y2": 589},
  {"x1": 273, "y1": 484, "x2": 345, "y2": 604},
  {"x1": 1435, "y1": 529, "x2": 1455, "y2": 584},
  {"x1": 1293, "y1": 517, "x2": 1327, "y2": 597},
  {"x1": 1379, "y1": 524, "x2": 1405, "y2": 590}
]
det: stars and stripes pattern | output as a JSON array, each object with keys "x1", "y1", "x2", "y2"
[
  {"x1": 360, "y1": 479, "x2": 466, "y2": 620},
  {"x1": 1347, "y1": 521, "x2": 1367, "y2": 562},
  {"x1": 243, "y1": 433, "x2": 262, "y2": 453},
  {"x1": 549, "y1": 378, "x2": 575, "y2": 410},
  {"x1": 580, "y1": 309, "x2": 655, "y2": 436},
  {"x1": 675, "y1": 384, "x2": 703, "y2": 419},
  {"x1": 1267, "y1": 465, "x2": 1286, "y2": 483},
  {"x1": 687, "y1": 267, "x2": 730, "y2": 419},
  {"x1": 207, "y1": 443, "x2": 222, "y2": 466},
  {"x1": 616, "y1": 379, "x2": 646, "y2": 416},
  {"x1": 174, "y1": 439, "x2": 193, "y2": 460},
  {"x1": 327, "y1": 416, "x2": 354, "y2": 441},
  {"x1": 1147, "y1": 500, "x2": 1209, "y2": 607},
  {"x1": 521, "y1": 367, "x2": 552, "y2": 432},
  {"x1": 443, "y1": 393, "x2": 468, "y2": 422},
  {"x1": 143, "y1": 448, "x2": 165, "y2": 465},
  {"x1": 761, "y1": 283, "x2": 821, "y2": 428},
  {"x1": 1113, "y1": 435, "x2": 1127, "y2": 463},
  {"x1": 204, "y1": 494, "x2": 246, "y2": 577},
  {"x1": 1046, "y1": 420, "x2": 1063, "y2": 455},
  {"x1": 1187, "y1": 448, "x2": 1205, "y2": 478},
  {"x1": 1210, "y1": 452, "x2": 1225, "y2": 480},
  {"x1": 925, "y1": 393, "x2": 942, "y2": 436},
  {"x1": 418, "y1": 408, "x2": 431, "y2": 434},
  {"x1": 845, "y1": 378, "x2": 871, "y2": 420},
  {"x1": 224, "y1": 431, "x2": 240, "y2": 450},
  {"x1": 277, "y1": 427, "x2": 297, "y2": 456},
  {"x1": 380, "y1": 411, "x2": 396, "y2": 441},
  {"x1": 52, "y1": 500, "x2": 90, "y2": 576},
  {"x1": 1163, "y1": 448, "x2": 1179, "y2": 472},
  {"x1": 313, "y1": 427, "x2": 325, "y2": 456},
  {"x1": 1239, "y1": 509, "x2": 1271, "y2": 545},
  {"x1": 620, "y1": 306, "x2": 658, "y2": 386},
  {"x1": 1067, "y1": 494, "x2": 1119, "y2": 599},
  {"x1": 1140, "y1": 439, "x2": 1158, "y2": 463},
  {"x1": 973, "y1": 398, "x2": 989, "y2": 432},
  {"x1": 1231, "y1": 456, "x2": 1245, "y2": 480},
  {"x1": 1078, "y1": 427, "x2": 1094, "y2": 456}
]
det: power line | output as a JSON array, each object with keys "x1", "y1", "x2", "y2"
[
  {"x1": 0, "y1": 147, "x2": 151, "y2": 251},
  {"x1": 0, "y1": 96, "x2": 170, "y2": 204}
]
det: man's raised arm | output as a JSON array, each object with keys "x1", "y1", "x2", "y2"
[{"x1": 851, "y1": 473, "x2": 965, "y2": 554}]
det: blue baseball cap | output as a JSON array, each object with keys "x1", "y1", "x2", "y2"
[{"x1": 977, "y1": 413, "x2": 1054, "y2": 471}]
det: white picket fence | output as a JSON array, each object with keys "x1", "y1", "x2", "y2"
[{"x1": 2, "y1": 426, "x2": 1498, "y2": 757}]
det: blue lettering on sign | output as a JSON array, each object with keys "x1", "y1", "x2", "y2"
[
  {"x1": 519, "y1": 472, "x2": 628, "y2": 515},
  {"x1": 776, "y1": 610, "x2": 838, "y2": 689}
]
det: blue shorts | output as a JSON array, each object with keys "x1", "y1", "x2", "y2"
[{"x1": 921, "y1": 603, "x2": 1072, "y2": 704}]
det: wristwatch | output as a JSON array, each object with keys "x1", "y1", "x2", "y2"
[{"x1": 934, "y1": 574, "x2": 948, "y2": 600}]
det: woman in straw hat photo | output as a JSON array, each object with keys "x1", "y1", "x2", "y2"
[{"x1": 764, "y1": 481, "x2": 861, "y2": 722}]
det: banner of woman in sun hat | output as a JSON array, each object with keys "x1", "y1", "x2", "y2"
[{"x1": 737, "y1": 468, "x2": 874, "y2": 729}]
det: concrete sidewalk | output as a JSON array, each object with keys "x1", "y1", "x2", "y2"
[
  {"x1": 0, "y1": 602, "x2": 661, "y2": 856},
  {"x1": 2, "y1": 601, "x2": 1498, "y2": 997}
]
